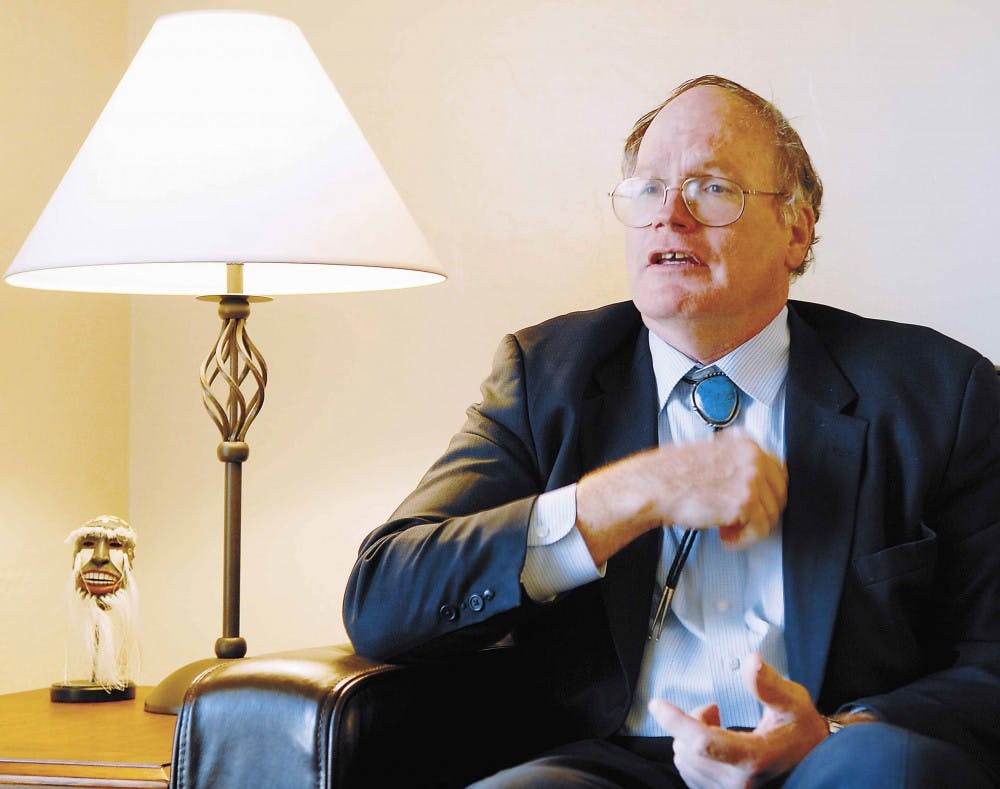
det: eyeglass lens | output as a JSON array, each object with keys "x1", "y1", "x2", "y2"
[{"x1": 611, "y1": 177, "x2": 745, "y2": 228}]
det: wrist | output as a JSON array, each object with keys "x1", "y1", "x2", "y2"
[{"x1": 576, "y1": 459, "x2": 659, "y2": 564}]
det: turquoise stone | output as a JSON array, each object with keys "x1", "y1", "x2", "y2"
[{"x1": 691, "y1": 373, "x2": 739, "y2": 427}]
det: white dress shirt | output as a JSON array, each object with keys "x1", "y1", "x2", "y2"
[{"x1": 521, "y1": 307, "x2": 790, "y2": 732}]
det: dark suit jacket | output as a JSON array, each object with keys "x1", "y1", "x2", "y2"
[{"x1": 344, "y1": 299, "x2": 1000, "y2": 777}]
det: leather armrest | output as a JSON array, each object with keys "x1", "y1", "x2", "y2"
[{"x1": 170, "y1": 644, "x2": 563, "y2": 788}]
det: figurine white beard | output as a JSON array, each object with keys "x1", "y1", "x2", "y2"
[
  {"x1": 65, "y1": 557, "x2": 140, "y2": 690},
  {"x1": 62, "y1": 517, "x2": 141, "y2": 692}
]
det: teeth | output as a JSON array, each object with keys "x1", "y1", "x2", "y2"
[{"x1": 658, "y1": 252, "x2": 691, "y2": 264}]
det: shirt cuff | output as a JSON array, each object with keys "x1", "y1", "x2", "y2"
[{"x1": 522, "y1": 484, "x2": 604, "y2": 602}]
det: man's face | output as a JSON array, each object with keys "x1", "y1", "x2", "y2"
[
  {"x1": 74, "y1": 533, "x2": 128, "y2": 596},
  {"x1": 625, "y1": 86, "x2": 812, "y2": 355}
]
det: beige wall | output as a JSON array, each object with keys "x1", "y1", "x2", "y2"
[
  {"x1": 126, "y1": 0, "x2": 1000, "y2": 687},
  {"x1": 3, "y1": 0, "x2": 997, "y2": 691},
  {"x1": 0, "y1": 0, "x2": 130, "y2": 693}
]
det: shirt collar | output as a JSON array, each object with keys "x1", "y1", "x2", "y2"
[{"x1": 648, "y1": 306, "x2": 790, "y2": 410}]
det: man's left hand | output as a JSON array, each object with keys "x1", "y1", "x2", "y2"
[{"x1": 648, "y1": 653, "x2": 828, "y2": 788}]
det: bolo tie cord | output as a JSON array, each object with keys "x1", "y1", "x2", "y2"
[{"x1": 649, "y1": 369, "x2": 740, "y2": 641}]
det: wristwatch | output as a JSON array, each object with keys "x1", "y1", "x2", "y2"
[{"x1": 823, "y1": 716, "x2": 845, "y2": 735}]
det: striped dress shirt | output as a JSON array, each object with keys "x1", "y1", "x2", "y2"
[{"x1": 522, "y1": 307, "x2": 790, "y2": 733}]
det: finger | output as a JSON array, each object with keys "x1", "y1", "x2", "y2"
[
  {"x1": 652, "y1": 699, "x2": 756, "y2": 767},
  {"x1": 719, "y1": 510, "x2": 762, "y2": 545},
  {"x1": 762, "y1": 455, "x2": 788, "y2": 514},
  {"x1": 722, "y1": 447, "x2": 785, "y2": 547},
  {"x1": 748, "y1": 500, "x2": 773, "y2": 543},
  {"x1": 720, "y1": 499, "x2": 771, "y2": 547},
  {"x1": 753, "y1": 485, "x2": 778, "y2": 531},
  {"x1": 648, "y1": 699, "x2": 709, "y2": 741},
  {"x1": 776, "y1": 457, "x2": 789, "y2": 497},
  {"x1": 747, "y1": 450, "x2": 785, "y2": 524},
  {"x1": 743, "y1": 653, "x2": 804, "y2": 712},
  {"x1": 758, "y1": 465, "x2": 784, "y2": 524},
  {"x1": 699, "y1": 727, "x2": 755, "y2": 765},
  {"x1": 691, "y1": 702, "x2": 721, "y2": 727}
]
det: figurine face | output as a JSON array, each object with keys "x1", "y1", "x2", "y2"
[{"x1": 74, "y1": 533, "x2": 129, "y2": 596}]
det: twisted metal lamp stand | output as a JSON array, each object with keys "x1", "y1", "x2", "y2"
[
  {"x1": 144, "y1": 264, "x2": 270, "y2": 713},
  {"x1": 200, "y1": 291, "x2": 268, "y2": 658}
]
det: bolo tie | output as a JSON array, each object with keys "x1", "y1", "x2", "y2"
[{"x1": 649, "y1": 366, "x2": 740, "y2": 641}]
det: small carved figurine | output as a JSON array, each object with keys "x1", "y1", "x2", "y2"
[{"x1": 52, "y1": 515, "x2": 141, "y2": 701}]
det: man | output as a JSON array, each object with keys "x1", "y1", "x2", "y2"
[{"x1": 344, "y1": 75, "x2": 999, "y2": 786}]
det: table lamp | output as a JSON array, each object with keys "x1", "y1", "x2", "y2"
[{"x1": 4, "y1": 10, "x2": 444, "y2": 714}]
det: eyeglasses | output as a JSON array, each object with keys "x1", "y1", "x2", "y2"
[{"x1": 610, "y1": 176, "x2": 787, "y2": 228}]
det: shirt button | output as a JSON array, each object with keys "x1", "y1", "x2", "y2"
[
  {"x1": 535, "y1": 524, "x2": 550, "y2": 539},
  {"x1": 715, "y1": 599, "x2": 731, "y2": 612},
  {"x1": 728, "y1": 657, "x2": 741, "y2": 671}
]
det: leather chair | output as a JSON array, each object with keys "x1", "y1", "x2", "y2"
[{"x1": 169, "y1": 643, "x2": 568, "y2": 788}]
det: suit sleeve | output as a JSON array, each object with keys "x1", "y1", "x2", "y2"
[
  {"x1": 851, "y1": 357, "x2": 1000, "y2": 773},
  {"x1": 343, "y1": 334, "x2": 547, "y2": 661}
]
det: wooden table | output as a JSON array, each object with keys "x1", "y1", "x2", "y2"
[{"x1": 0, "y1": 687, "x2": 176, "y2": 787}]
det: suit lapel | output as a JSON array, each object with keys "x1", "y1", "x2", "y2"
[
  {"x1": 579, "y1": 325, "x2": 659, "y2": 470},
  {"x1": 574, "y1": 305, "x2": 867, "y2": 702},
  {"x1": 579, "y1": 324, "x2": 663, "y2": 689},
  {"x1": 783, "y1": 304, "x2": 868, "y2": 700}
]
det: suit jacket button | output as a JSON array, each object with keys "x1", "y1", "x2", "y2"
[
  {"x1": 439, "y1": 604, "x2": 457, "y2": 621},
  {"x1": 468, "y1": 594, "x2": 484, "y2": 612}
]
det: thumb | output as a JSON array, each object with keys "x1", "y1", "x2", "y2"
[
  {"x1": 743, "y1": 653, "x2": 799, "y2": 712},
  {"x1": 648, "y1": 699, "x2": 705, "y2": 740}
]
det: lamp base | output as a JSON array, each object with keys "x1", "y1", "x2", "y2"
[{"x1": 143, "y1": 657, "x2": 241, "y2": 715}]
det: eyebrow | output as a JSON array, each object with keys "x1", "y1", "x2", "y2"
[
  {"x1": 76, "y1": 532, "x2": 128, "y2": 544},
  {"x1": 696, "y1": 159, "x2": 742, "y2": 176}
]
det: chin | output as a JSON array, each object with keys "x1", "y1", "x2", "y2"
[{"x1": 633, "y1": 286, "x2": 713, "y2": 323}]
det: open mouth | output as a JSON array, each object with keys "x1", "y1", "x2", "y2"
[
  {"x1": 80, "y1": 571, "x2": 121, "y2": 593},
  {"x1": 649, "y1": 250, "x2": 702, "y2": 267}
]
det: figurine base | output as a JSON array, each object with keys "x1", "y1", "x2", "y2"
[{"x1": 50, "y1": 681, "x2": 136, "y2": 703}]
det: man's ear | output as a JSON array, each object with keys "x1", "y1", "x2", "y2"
[{"x1": 784, "y1": 204, "x2": 816, "y2": 273}]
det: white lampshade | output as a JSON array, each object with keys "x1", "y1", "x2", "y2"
[{"x1": 4, "y1": 10, "x2": 444, "y2": 296}]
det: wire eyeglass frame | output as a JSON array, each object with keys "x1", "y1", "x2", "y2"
[{"x1": 610, "y1": 176, "x2": 787, "y2": 228}]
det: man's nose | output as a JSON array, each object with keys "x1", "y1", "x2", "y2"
[
  {"x1": 652, "y1": 186, "x2": 696, "y2": 230},
  {"x1": 91, "y1": 538, "x2": 110, "y2": 564}
]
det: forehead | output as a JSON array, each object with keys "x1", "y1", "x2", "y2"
[
  {"x1": 635, "y1": 86, "x2": 776, "y2": 181},
  {"x1": 70, "y1": 528, "x2": 133, "y2": 550}
]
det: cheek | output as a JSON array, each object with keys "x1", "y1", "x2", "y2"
[
  {"x1": 624, "y1": 232, "x2": 653, "y2": 292},
  {"x1": 713, "y1": 228, "x2": 746, "y2": 264},
  {"x1": 76, "y1": 549, "x2": 94, "y2": 567},
  {"x1": 624, "y1": 228, "x2": 647, "y2": 262},
  {"x1": 109, "y1": 550, "x2": 127, "y2": 573},
  {"x1": 713, "y1": 229, "x2": 782, "y2": 283},
  {"x1": 730, "y1": 214, "x2": 793, "y2": 267}
]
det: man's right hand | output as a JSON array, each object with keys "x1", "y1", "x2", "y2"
[{"x1": 574, "y1": 431, "x2": 787, "y2": 566}]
